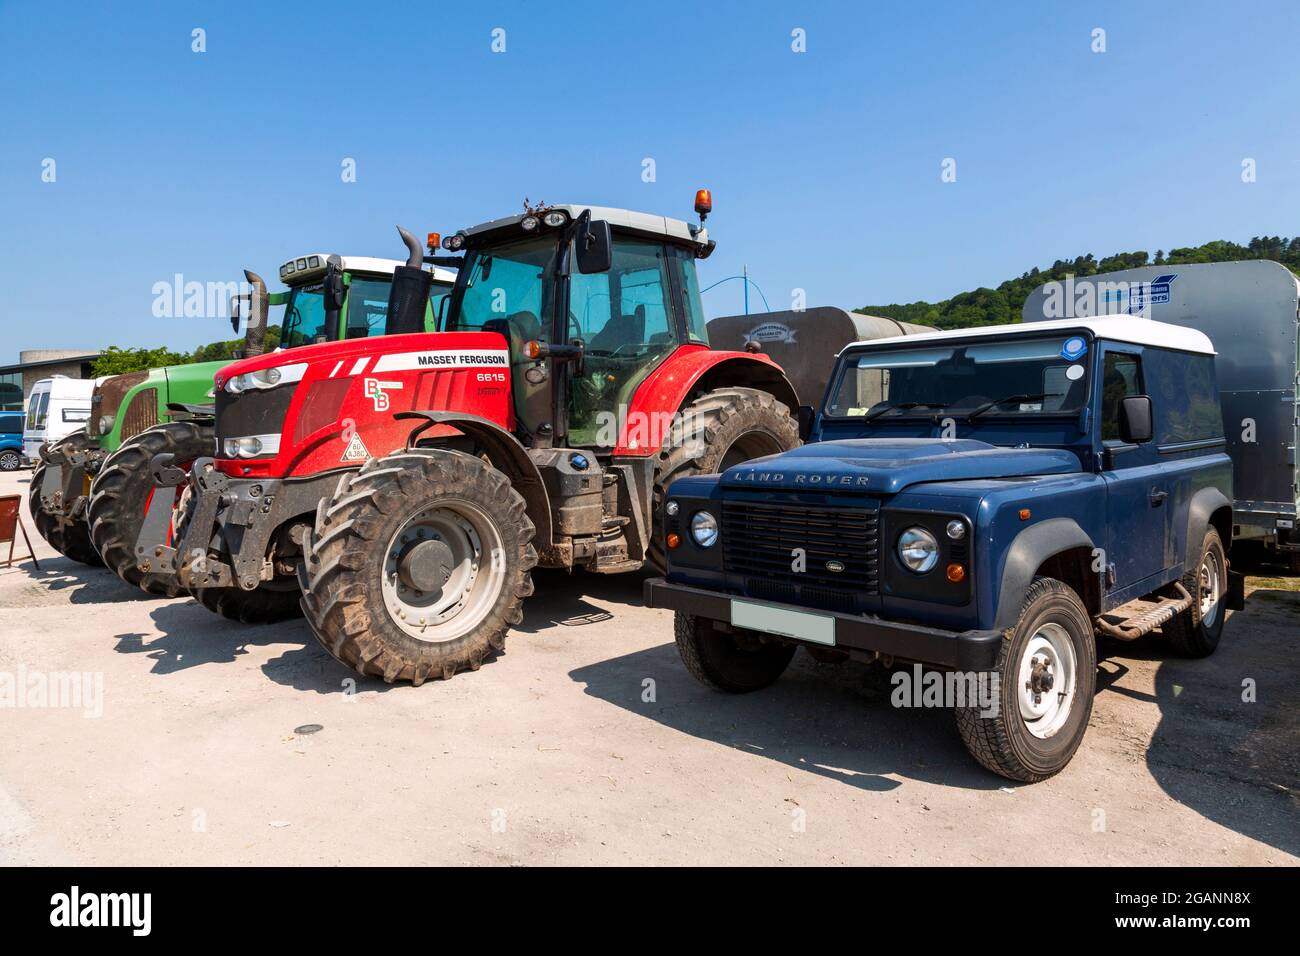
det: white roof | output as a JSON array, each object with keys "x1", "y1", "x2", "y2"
[
  {"x1": 282, "y1": 255, "x2": 456, "y2": 287},
  {"x1": 460, "y1": 204, "x2": 707, "y2": 248},
  {"x1": 839, "y1": 315, "x2": 1216, "y2": 356}
]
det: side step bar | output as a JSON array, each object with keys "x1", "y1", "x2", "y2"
[{"x1": 1096, "y1": 584, "x2": 1193, "y2": 641}]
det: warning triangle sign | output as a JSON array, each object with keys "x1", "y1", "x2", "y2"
[{"x1": 342, "y1": 434, "x2": 370, "y2": 462}]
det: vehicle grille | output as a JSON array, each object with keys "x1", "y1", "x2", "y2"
[
  {"x1": 119, "y1": 387, "x2": 159, "y2": 440},
  {"x1": 89, "y1": 371, "x2": 148, "y2": 437},
  {"x1": 722, "y1": 499, "x2": 879, "y2": 613}
]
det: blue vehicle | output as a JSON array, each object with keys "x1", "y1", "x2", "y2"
[
  {"x1": 0, "y1": 412, "x2": 24, "y2": 471},
  {"x1": 645, "y1": 317, "x2": 1244, "y2": 781}
]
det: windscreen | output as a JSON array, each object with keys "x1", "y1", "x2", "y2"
[{"x1": 826, "y1": 335, "x2": 1092, "y2": 419}]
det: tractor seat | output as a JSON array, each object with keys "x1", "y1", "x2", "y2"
[{"x1": 589, "y1": 304, "x2": 646, "y2": 352}]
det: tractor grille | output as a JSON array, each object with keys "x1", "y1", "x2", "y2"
[
  {"x1": 722, "y1": 499, "x2": 879, "y2": 613},
  {"x1": 119, "y1": 387, "x2": 159, "y2": 440},
  {"x1": 89, "y1": 371, "x2": 148, "y2": 437}
]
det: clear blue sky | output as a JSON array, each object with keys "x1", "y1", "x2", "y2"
[{"x1": 2, "y1": 0, "x2": 1297, "y2": 354}]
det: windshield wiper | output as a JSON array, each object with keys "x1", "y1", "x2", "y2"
[
  {"x1": 966, "y1": 393, "x2": 1060, "y2": 420},
  {"x1": 862, "y1": 400, "x2": 949, "y2": 422}
]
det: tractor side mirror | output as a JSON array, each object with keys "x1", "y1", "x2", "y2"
[
  {"x1": 323, "y1": 258, "x2": 346, "y2": 313},
  {"x1": 797, "y1": 405, "x2": 816, "y2": 442},
  {"x1": 229, "y1": 294, "x2": 244, "y2": 334},
  {"x1": 575, "y1": 218, "x2": 612, "y2": 274},
  {"x1": 1118, "y1": 395, "x2": 1153, "y2": 444}
]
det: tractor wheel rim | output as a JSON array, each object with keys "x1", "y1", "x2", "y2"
[
  {"x1": 1016, "y1": 624, "x2": 1077, "y2": 739},
  {"x1": 1199, "y1": 550, "x2": 1222, "y2": 628},
  {"x1": 381, "y1": 498, "x2": 505, "y2": 644}
]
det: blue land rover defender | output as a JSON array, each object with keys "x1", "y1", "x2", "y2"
[{"x1": 645, "y1": 316, "x2": 1243, "y2": 781}]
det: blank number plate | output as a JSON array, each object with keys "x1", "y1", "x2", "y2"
[{"x1": 730, "y1": 599, "x2": 836, "y2": 646}]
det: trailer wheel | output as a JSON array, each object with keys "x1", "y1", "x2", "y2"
[
  {"x1": 1163, "y1": 528, "x2": 1227, "y2": 658},
  {"x1": 955, "y1": 577, "x2": 1096, "y2": 782},
  {"x1": 299, "y1": 449, "x2": 537, "y2": 684},
  {"x1": 649, "y1": 387, "x2": 799, "y2": 571},
  {"x1": 29, "y1": 433, "x2": 104, "y2": 567},
  {"x1": 88, "y1": 421, "x2": 213, "y2": 596},
  {"x1": 0, "y1": 450, "x2": 21, "y2": 471},
  {"x1": 674, "y1": 612, "x2": 796, "y2": 693}
]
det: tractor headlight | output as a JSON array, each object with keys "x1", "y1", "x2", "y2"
[
  {"x1": 690, "y1": 511, "x2": 719, "y2": 548},
  {"x1": 521, "y1": 215, "x2": 539, "y2": 231},
  {"x1": 98, "y1": 415, "x2": 115, "y2": 435},
  {"x1": 221, "y1": 434, "x2": 281, "y2": 459},
  {"x1": 542, "y1": 210, "x2": 568, "y2": 228},
  {"x1": 223, "y1": 363, "x2": 306, "y2": 394},
  {"x1": 897, "y1": 527, "x2": 939, "y2": 573}
]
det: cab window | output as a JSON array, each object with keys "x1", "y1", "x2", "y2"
[
  {"x1": 1100, "y1": 352, "x2": 1143, "y2": 441},
  {"x1": 345, "y1": 276, "x2": 396, "y2": 339}
]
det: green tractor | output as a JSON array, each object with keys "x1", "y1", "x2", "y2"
[{"x1": 34, "y1": 245, "x2": 454, "y2": 598}]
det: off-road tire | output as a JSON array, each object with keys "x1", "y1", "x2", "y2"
[
  {"x1": 192, "y1": 580, "x2": 303, "y2": 624},
  {"x1": 29, "y1": 433, "x2": 103, "y2": 566},
  {"x1": 88, "y1": 421, "x2": 213, "y2": 596},
  {"x1": 1163, "y1": 528, "x2": 1227, "y2": 658},
  {"x1": 955, "y1": 577, "x2": 1096, "y2": 783},
  {"x1": 0, "y1": 449, "x2": 21, "y2": 471},
  {"x1": 299, "y1": 449, "x2": 537, "y2": 685},
  {"x1": 674, "y1": 612, "x2": 796, "y2": 693},
  {"x1": 649, "y1": 387, "x2": 799, "y2": 571}
]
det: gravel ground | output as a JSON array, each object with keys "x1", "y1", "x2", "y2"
[{"x1": 0, "y1": 468, "x2": 1295, "y2": 866}]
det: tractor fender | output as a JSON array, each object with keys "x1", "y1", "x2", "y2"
[
  {"x1": 613, "y1": 346, "x2": 800, "y2": 457},
  {"x1": 1184, "y1": 486, "x2": 1233, "y2": 572},
  {"x1": 993, "y1": 517, "x2": 1097, "y2": 631},
  {"x1": 396, "y1": 411, "x2": 552, "y2": 549}
]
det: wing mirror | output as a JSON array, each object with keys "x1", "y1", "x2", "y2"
[
  {"x1": 1118, "y1": 395, "x2": 1153, "y2": 444},
  {"x1": 797, "y1": 405, "x2": 816, "y2": 442},
  {"x1": 575, "y1": 217, "x2": 612, "y2": 274}
]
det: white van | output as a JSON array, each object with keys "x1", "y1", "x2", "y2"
[{"x1": 22, "y1": 376, "x2": 96, "y2": 463}]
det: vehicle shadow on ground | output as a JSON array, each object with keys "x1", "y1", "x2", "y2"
[
  {"x1": 112, "y1": 600, "x2": 315, "y2": 676},
  {"x1": 6, "y1": 557, "x2": 158, "y2": 605},
  {"x1": 570, "y1": 642, "x2": 1004, "y2": 793},
  {"x1": 1139, "y1": 590, "x2": 1298, "y2": 858},
  {"x1": 513, "y1": 568, "x2": 648, "y2": 634}
]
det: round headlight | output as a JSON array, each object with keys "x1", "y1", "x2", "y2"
[
  {"x1": 946, "y1": 519, "x2": 966, "y2": 540},
  {"x1": 897, "y1": 526, "x2": 939, "y2": 573},
  {"x1": 223, "y1": 438, "x2": 241, "y2": 458},
  {"x1": 521, "y1": 215, "x2": 539, "y2": 231},
  {"x1": 237, "y1": 436, "x2": 263, "y2": 458},
  {"x1": 542, "y1": 210, "x2": 568, "y2": 228},
  {"x1": 690, "y1": 511, "x2": 718, "y2": 548},
  {"x1": 665, "y1": 500, "x2": 680, "y2": 517},
  {"x1": 98, "y1": 415, "x2": 114, "y2": 435}
]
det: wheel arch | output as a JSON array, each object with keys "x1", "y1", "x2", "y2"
[
  {"x1": 615, "y1": 348, "x2": 799, "y2": 456},
  {"x1": 1185, "y1": 487, "x2": 1233, "y2": 570},
  {"x1": 994, "y1": 517, "x2": 1099, "y2": 631},
  {"x1": 397, "y1": 411, "x2": 552, "y2": 550}
]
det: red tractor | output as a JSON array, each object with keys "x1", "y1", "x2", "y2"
[{"x1": 139, "y1": 196, "x2": 805, "y2": 683}]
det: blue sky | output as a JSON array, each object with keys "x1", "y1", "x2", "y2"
[{"x1": 2, "y1": 0, "x2": 1297, "y2": 353}]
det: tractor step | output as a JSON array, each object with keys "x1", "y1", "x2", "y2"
[{"x1": 1095, "y1": 584, "x2": 1192, "y2": 641}]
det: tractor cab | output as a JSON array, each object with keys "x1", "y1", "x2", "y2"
[
  {"x1": 274, "y1": 254, "x2": 456, "y2": 349},
  {"x1": 434, "y1": 200, "x2": 716, "y2": 448}
]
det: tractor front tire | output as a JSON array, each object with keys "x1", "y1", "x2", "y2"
[
  {"x1": 29, "y1": 432, "x2": 104, "y2": 567},
  {"x1": 649, "y1": 387, "x2": 799, "y2": 571},
  {"x1": 88, "y1": 420, "x2": 213, "y2": 596},
  {"x1": 299, "y1": 449, "x2": 537, "y2": 685}
]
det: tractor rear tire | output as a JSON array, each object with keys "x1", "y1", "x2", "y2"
[
  {"x1": 649, "y1": 387, "x2": 799, "y2": 572},
  {"x1": 191, "y1": 581, "x2": 303, "y2": 624},
  {"x1": 88, "y1": 421, "x2": 213, "y2": 596},
  {"x1": 29, "y1": 432, "x2": 104, "y2": 567},
  {"x1": 299, "y1": 449, "x2": 537, "y2": 684}
]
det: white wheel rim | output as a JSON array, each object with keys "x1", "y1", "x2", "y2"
[
  {"x1": 1017, "y1": 623, "x2": 1077, "y2": 739},
  {"x1": 1199, "y1": 550, "x2": 1222, "y2": 628},
  {"x1": 380, "y1": 499, "x2": 505, "y2": 644}
]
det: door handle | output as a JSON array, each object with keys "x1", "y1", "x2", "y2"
[{"x1": 1150, "y1": 489, "x2": 1168, "y2": 506}]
